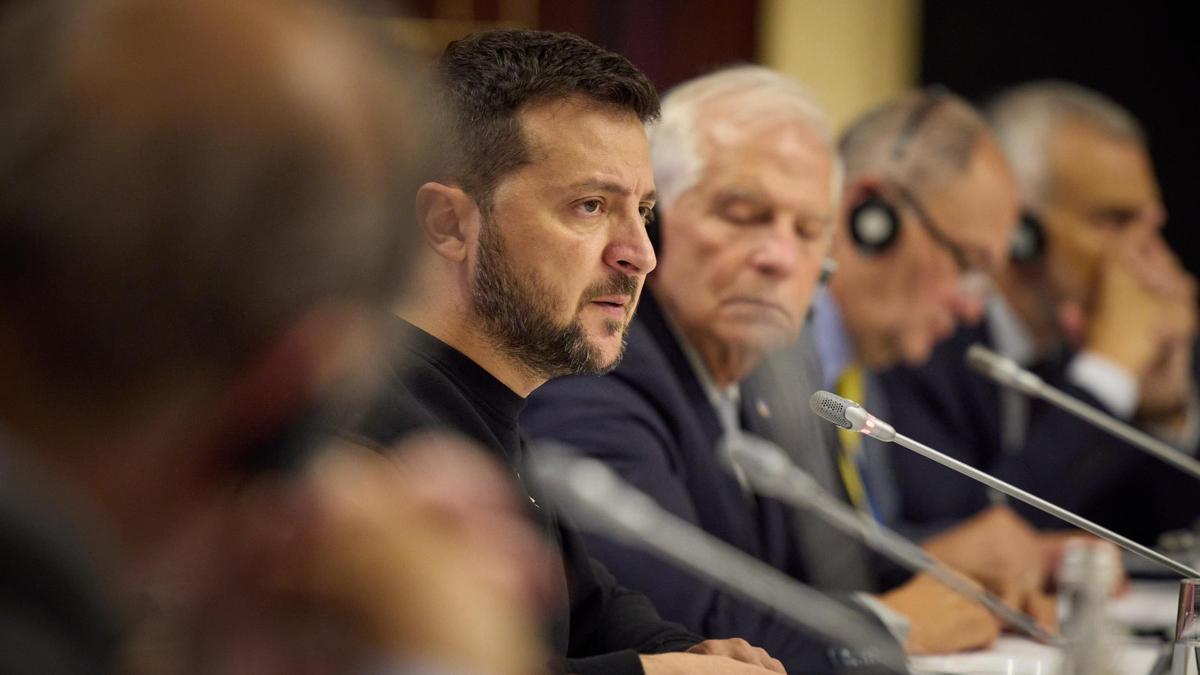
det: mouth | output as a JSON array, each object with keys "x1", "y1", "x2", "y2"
[
  {"x1": 590, "y1": 295, "x2": 631, "y2": 319},
  {"x1": 723, "y1": 296, "x2": 789, "y2": 318}
]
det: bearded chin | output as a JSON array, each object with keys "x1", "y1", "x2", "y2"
[{"x1": 469, "y1": 219, "x2": 628, "y2": 379}]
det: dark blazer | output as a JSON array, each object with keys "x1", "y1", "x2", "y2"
[
  {"x1": 878, "y1": 320, "x2": 1200, "y2": 544},
  {"x1": 352, "y1": 320, "x2": 701, "y2": 675},
  {"x1": 524, "y1": 293, "x2": 904, "y2": 674}
]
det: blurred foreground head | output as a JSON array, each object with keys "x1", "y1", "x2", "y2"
[{"x1": 0, "y1": 0, "x2": 429, "y2": 554}]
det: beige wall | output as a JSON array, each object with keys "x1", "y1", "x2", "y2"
[{"x1": 759, "y1": 0, "x2": 921, "y2": 133}]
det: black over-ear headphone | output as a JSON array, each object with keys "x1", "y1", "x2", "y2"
[
  {"x1": 1010, "y1": 211, "x2": 1045, "y2": 264},
  {"x1": 848, "y1": 87, "x2": 950, "y2": 255}
]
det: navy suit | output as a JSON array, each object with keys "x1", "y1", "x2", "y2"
[
  {"x1": 524, "y1": 292, "x2": 903, "y2": 674},
  {"x1": 878, "y1": 321, "x2": 1200, "y2": 544}
]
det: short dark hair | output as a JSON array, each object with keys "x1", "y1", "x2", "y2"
[{"x1": 438, "y1": 29, "x2": 659, "y2": 207}]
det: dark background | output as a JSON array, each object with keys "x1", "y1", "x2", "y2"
[
  {"x1": 922, "y1": 1, "x2": 1196, "y2": 274},
  {"x1": 395, "y1": 1, "x2": 1193, "y2": 272}
]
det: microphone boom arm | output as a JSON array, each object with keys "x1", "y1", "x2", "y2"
[
  {"x1": 529, "y1": 441, "x2": 910, "y2": 674},
  {"x1": 809, "y1": 389, "x2": 1200, "y2": 578},
  {"x1": 725, "y1": 433, "x2": 1062, "y2": 645},
  {"x1": 966, "y1": 343, "x2": 1200, "y2": 483}
]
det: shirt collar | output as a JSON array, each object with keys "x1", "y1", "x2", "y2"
[
  {"x1": 662, "y1": 309, "x2": 740, "y2": 410},
  {"x1": 392, "y1": 318, "x2": 527, "y2": 427}
]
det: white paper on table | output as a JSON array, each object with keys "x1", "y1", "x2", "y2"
[
  {"x1": 908, "y1": 635, "x2": 1163, "y2": 674},
  {"x1": 1108, "y1": 581, "x2": 1180, "y2": 633}
]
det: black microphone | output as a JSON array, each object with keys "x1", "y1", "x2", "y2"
[
  {"x1": 809, "y1": 390, "x2": 1200, "y2": 579},
  {"x1": 966, "y1": 343, "x2": 1200, "y2": 482},
  {"x1": 527, "y1": 441, "x2": 909, "y2": 674}
]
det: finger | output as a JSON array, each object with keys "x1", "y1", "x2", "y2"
[
  {"x1": 1023, "y1": 591, "x2": 1059, "y2": 633},
  {"x1": 764, "y1": 656, "x2": 787, "y2": 674},
  {"x1": 1057, "y1": 300, "x2": 1087, "y2": 346},
  {"x1": 748, "y1": 647, "x2": 785, "y2": 673},
  {"x1": 999, "y1": 585, "x2": 1023, "y2": 613}
]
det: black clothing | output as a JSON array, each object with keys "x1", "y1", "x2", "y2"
[
  {"x1": 0, "y1": 445, "x2": 119, "y2": 675},
  {"x1": 878, "y1": 321, "x2": 1200, "y2": 544},
  {"x1": 353, "y1": 320, "x2": 701, "y2": 675}
]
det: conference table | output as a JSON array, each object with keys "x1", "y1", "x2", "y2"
[{"x1": 907, "y1": 580, "x2": 1179, "y2": 674}]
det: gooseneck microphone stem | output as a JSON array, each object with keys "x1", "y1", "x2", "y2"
[
  {"x1": 528, "y1": 442, "x2": 909, "y2": 674},
  {"x1": 892, "y1": 432, "x2": 1199, "y2": 577},
  {"x1": 966, "y1": 344, "x2": 1200, "y2": 483},
  {"x1": 725, "y1": 434, "x2": 1061, "y2": 645},
  {"x1": 1034, "y1": 370, "x2": 1200, "y2": 481},
  {"x1": 810, "y1": 390, "x2": 1200, "y2": 579}
]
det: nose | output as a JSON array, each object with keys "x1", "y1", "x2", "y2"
[
  {"x1": 925, "y1": 256, "x2": 979, "y2": 328},
  {"x1": 1145, "y1": 204, "x2": 1167, "y2": 231},
  {"x1": 951, "y1": 271, "x2": 992, "y2": 324},
  {"x1": 747, "y1": 216, "x2": 800, "y2": 278},
  {"x1": 950, "y1": 289, "x2": 986, "y2": 325},
  {"x1": 604, "y1": 207, "x2": 656, "y2": 275}
]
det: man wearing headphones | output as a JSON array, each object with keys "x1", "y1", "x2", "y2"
[
  {"x1": 878, "y1": 82, "x2": 1199, "y2": 546},
  {"x1": 524, "y1": 67, "x2": 1013, "y2": 666},
  {"x1": 779, "y1": 87, "x2": 1082, "y2": 630}
]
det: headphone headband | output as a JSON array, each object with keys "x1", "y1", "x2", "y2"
[{"x1": 890, "y1": 85, "x2": 952, "y2": 164}]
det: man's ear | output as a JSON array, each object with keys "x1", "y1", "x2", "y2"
[
  {"x1": 416, "y1": 181, "x2": 479, "y2": 263},
  {"x1": 841, "y1": 176, "x2": 886, "y2": 219}
]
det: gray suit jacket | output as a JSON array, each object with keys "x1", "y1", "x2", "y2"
[{"x1": 740, "y1": 328, "x2": 886, "y2": 593}]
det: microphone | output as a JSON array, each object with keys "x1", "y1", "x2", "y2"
[
  {"x1": 811, "y1": 390, "x2": 896, "y2": 441},
  {"x1": 722, "y1": 431, "x2": 1062, "y2": 646},
  {"x1": 965, "y1": 343, "x2": 1200, "y2": 482},
  {"x1": 527, "y1": 441, "x2": 909, "y2": 674},
  {"x1": 809, "y1": 390, "x2": 1200, "y2": 579}
]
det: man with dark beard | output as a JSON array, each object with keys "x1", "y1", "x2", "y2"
[{"x1": 353, "y1": 30, "x2": 785, "y2": 675}]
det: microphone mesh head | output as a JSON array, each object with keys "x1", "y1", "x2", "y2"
[
  {"x1": 965, "y1": 343, "x2": 998, "y2": 375},
  {"x1": 809, "y1": 390, "x2": 853, "y2": 429}
]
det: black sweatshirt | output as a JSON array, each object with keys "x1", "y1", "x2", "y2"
[{"x1": 352, "y1": 320, "x2": 702, "y2": 675}]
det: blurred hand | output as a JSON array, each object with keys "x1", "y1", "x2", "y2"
[
  {"x1": 1078, "y1": 225, "x2": 1197, "y2": 422},
  {"x1": 922, "y1": 505, "x2": 1047, "y2": 600},
  {"x1": 685, "y1": 638, "x2": 786, "y2": 673},
  {"x1": 641, "y1": 651, "x2": 785, "y2": 675},
  {"x1": 878, "y1": 573, "x2": 1000, "y2": 654},
  {"x1": 213, "y1": 433, "x2": 555, "y2": 675}
]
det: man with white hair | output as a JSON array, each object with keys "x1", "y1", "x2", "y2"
[
  {"x1": 525, "y1": 66, "x2": 1008, "y2": 669},
  {"x1": 879, "y1": 81, "x2": 1199, "y2": 544}
]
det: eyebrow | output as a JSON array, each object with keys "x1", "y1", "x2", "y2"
[{"x1": 569, "y1": 179, "x2": 657, "y2": 202}]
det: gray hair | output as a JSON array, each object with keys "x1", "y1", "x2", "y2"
[
  {"x1": 839, "y1": 89, "x2": 990, "y2": 196},
  {"x1": 649, "y1": 65, "x2": 840, "y2": 210},
  {"x1": 0, "y1": 0, "x2": 430, "y2": 395},
  {"x1": 987, "y1": 80, "x2": 1145, "y2": 209}
]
